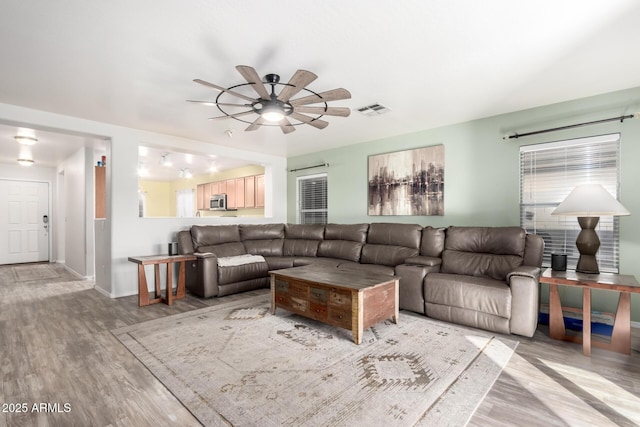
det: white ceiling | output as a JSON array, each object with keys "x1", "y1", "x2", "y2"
[
  {"x1": 137, "y1": 145, "x2": 256, "y2": 182},
  {"x1": 1, "y1": 1, "x2": 640, "y2": 162}
]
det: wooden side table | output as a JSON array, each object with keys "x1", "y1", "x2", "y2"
[
  {"x1": 540, "y1": 268, "x2": 640, "y2": 356},
  {"x1": 128, "y1": 254, "x2": 197, "y2": 307}
]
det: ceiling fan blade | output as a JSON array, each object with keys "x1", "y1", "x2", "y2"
[
  {"x1": 245, "y1": 116, "x2": 267, "y2": 131},
  {"x1": 289, "y1": 112, "x2": 329, "y2": 129},
  {"x1": 279, "y1": 117, "x2": 296, "y2": 134},
  {"x1": 289, "y1": 88, "x2": 352, "y2": 106},
  {"x1": 277, "y1": 70, "x2": 318, "y2": 102},
  {"x1": 194, "y1": 79, "x2": 256, "y2": 103},
  {"x1": 236, "y1": 65, "x2": 271, "y2": 100},
  {"x1": 294, "y1": 106, "x2": 351, "y2": 117},
  {"x1": 187, "y1": 100, "x2": 251, "y2": 107},
  {"x1": 208, "y1": 110, "x2": 255, "y2": 120}
]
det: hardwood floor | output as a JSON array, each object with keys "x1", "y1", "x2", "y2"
[{"x1": 1, "y1": 263, "x2": 639, "y2": 426}]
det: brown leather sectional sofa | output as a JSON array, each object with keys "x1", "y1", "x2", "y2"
[{"x1": 177, "y1": 223, "x2": 544, "y2": 337}]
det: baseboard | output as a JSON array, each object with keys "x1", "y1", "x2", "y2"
[
  {"x1": 57, "y1": 262, "x2": 94, "y2": 281},
  {"x1": 93, "y1": 285, "x2": 114, "y2": 299}
]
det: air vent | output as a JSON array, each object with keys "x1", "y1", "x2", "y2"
[{"x1": 356, "y1": 103, "x2": 391, "y2": 117}]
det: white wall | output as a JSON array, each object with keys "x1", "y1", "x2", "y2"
[
  {"x1": 58, "y1": 146, "x2": 88, "y2": 276},
  {"x1": 0, "y1": 102, "x2": 288, "y2": 298}
]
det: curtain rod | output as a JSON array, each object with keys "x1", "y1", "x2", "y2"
[
  {"x1": 289, "y1": 163, "x2": 329, "y2": 172},
  {"x1": 503, "y1": 113, "x2": 636, "y2": 140}
]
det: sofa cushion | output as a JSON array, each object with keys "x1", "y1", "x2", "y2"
[
  {"x1": 285, "y1": 224, "x2": 325, "y2": 240},
  {"x1": 283, "y1": 239, "x2": 321, "y2": 257},
  {"x1": 239, "y1": 224, "x2": 285, "y2": 256},
  {"x1": 198, "y1": 242, "x2": 246, "y2": 257},
  {"x1": 317, "y1": 240, "x2": 363, "y2": 262},
  {"x1": 337, "y1": 261, "x2": 395, "y2": 276},
  {"x1": 444, "y1": 226, "x2": 526, "y2": 256},
  {"x1": 316, "y1": 224, "x2": 368, "y2": 263},
  {"x1": 243, "y1": 239, "x2": 284, "y2": 257},
  {"x1": 217, "y1": 260, "x2": 269, "y2": 286},
  {"x1": 440, "y1": 251, "x2": 524, "y2": 282},
  {"x1": 283, "y1": 224, "x2": 324, "y2": 257},
  {"x1": 295, "y1": 257, "x2": 342, "y2": 268},
  {"x1": 425, "y1": 303, "x2": 511, "y2": 335},
  {"x1": 440, "y1": 226, "x2": 526, "y2": 281},
  {"x1": 421, "y1": 226, "x2": 445, "y2": 257},
  {"x1": 360, "y1": 244, "x2": 418, "y2": 267},
  {"x1": 366, "y1": 223, "x2": 422, "y2": 249},
  {"x1": 424, "y1": 273, "x2": 511, "y2": 318},
  {"x1": 324, "y1": 223, "x2": 369, "y2": 243},
  {"x1": 217, "y1": 254, "x2": 266, "y2": 267},
  {"x1": 264, "y1": 256, "x2": 295, "y2": 271},
  {"x1": 240, "y1": 224, "x2": 285, "y2": 240},
  {"x1": 191, "y1": 225, "x2": 241, "y2": 250}
]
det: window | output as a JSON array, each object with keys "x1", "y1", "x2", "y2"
[
  {"x1": 138, "y1": 190, "x2": 146, "y2": 217},
  {"x1": 520, "y1": 134, "x2": 621, "y2": 272},
  {"x1": 297, "y1": 173, "x2": 327, "y2": 224},
  {"x1": 176, "y1": 188, "x2": 195, "y2": 218}
]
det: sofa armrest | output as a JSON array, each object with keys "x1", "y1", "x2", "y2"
[
  {"x1": 507, "y1": 266, "x2": 541, "y2": 337},
  {"x1": 404, "y1": 256, "x2": 442, "y2": 268},
  {"x1": 507, "y1": 266, "x2": 541, "y2": 284},
  {"x1": 195, "y1": 252, "x2": 217, "y2": 259},
  {"x1": 395, "y1": 263, "x2": 441, "y2": 314},
  {"x1": 185, "y1": 252, "x2": 220, "y2": 298}
]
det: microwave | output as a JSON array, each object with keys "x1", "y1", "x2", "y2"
[{"x1": 210, "y1": 194, "x2": 227, "y2": 210}]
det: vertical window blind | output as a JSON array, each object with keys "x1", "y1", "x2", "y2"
[
  {"x1": 519, "y1": 133, "x2": 621, "y2": 272},
  {"x1": 297, "y1": 173, "x2": 328, "y2": 224}
]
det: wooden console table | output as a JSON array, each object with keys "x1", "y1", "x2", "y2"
[
  {"x1": 540, "y1": 268, "x2": 640, "y2": 356},
  {"x1": 128, "y1": 254, "x2": 196, "y2": 306}
]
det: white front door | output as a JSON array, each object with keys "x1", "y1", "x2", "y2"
[{"x1": 0, "y1": 180, "x2": 50, "y2": 264}]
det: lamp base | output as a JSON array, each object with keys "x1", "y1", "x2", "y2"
[
  {"x1": 575, "y1": 216, "x2": 600, "y2": 274},
  {"x1": 576, "y1": 254, "x2": 600, "y2": 274}
]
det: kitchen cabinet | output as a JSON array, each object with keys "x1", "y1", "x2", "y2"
[
  {"x1": 95, "y1": 166, "x2": 106, "y2": 218},
  {"x1": 225, "y1": 179, "x2": 236, "y2": 208},
  {"x1": 196, "y1": 184, "x2": 205, "y2": 210},
  {"x1": 235, "y1": 177, "x2": 245, "y2": 208},
  {"x1": 196, "y1": 173, "x2": 265, "y2": 211},
  {"x1": 245, "y1": 175, "x2": 255, "y2": 208},
  {"x1": 256, "y1": 174, "x2": 265, "y2": 208}
]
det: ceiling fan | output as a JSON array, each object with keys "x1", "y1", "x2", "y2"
[{"x1": 188, "y1": 65, "x2": 351, "y2": 134}]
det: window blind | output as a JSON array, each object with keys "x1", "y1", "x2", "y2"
[
  {"x1": 519, "y1": 133, "x2": 621, "y2": 272},
  {"x1": 297, "y1": 173, "x2": 328, "y2": 224}
]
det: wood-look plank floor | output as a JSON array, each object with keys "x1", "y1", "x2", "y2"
[{"x1": 1, "y1": 263, "x2": 639, "y2": 426}]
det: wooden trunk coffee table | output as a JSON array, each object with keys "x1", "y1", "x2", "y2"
[{"x1": 270, "y1": 266, "x2": 399, "y2": 344}]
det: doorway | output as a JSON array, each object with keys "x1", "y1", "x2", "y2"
[{"x1": 0, "y1": 179, "x2": 49, "y2": 264}]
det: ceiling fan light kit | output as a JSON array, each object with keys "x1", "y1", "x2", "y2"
[
  {"x1": 15, "y1": 135, "x2": 38, "y2": 145},
  {"x1": 189, "y1": 65, "x2": 351, "y2": 134}
]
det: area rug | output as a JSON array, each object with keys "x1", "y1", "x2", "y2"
[
  {"x1": 12, "y1": 263, "x2": 60, "y2": 282},
  {"x1": 113, "y1": 294, "x2": 518, "y2": 427}
]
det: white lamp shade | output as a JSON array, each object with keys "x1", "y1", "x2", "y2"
[{"x1": 551, "y1": 183, "x2": 630, "y2": 217}]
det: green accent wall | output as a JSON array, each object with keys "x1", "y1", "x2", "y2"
[{"x1": 288, "y1": 86, "x2": 640, "y2": 321}]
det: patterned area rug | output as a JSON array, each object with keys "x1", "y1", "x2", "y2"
[
  {"x1": 113, "y1": 295, "x2": 518, "y2": 427},
  {"x1": 12, "y1": 264, "x2": 60, "y2": 282}
]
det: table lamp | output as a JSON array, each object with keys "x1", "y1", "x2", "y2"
[{"x1": 551, "y1": 183, "x2": 630, "y2": 274}]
